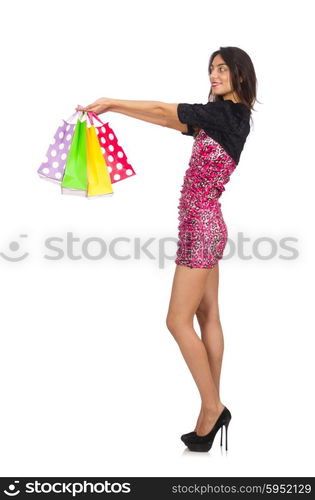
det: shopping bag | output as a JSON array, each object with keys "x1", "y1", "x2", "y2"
[
  {"x1": 86, "y1": 114, "x2": 114, "y2": 198},
  {"x1": 37, "y1": 111, "x2": 79, "y2": 183},
  {"x1": 61, "y1": 114, "x2": 88, "y2": 196},
  {"x1": 87, "y1": 112, "x2": 136, "y2": 184}
]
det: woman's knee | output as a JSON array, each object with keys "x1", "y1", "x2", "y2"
[
  {"x1": 165, "y1": 313, "x2": 180, "y2": 333},
  {"x1": 166, "y1": 312, "x2": 192, "y2": 335}
]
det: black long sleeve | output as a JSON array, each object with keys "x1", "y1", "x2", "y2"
[{"x1": 177, "y1": 100, "x2": 250, "y2": 164}]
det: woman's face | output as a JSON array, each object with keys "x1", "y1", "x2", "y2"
[{"x1": 209, "y1": 54, "x2": 238, "y2": 102}]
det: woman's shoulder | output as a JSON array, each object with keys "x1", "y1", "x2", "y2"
[
  {"x1": 218, "y1": 99, "x2": 250, "y2": 111},
  {"x1": 205, "y1": 98, "x2": 246, "y2": 106},
  {"x1": 202, "y1": 99, "x2": 250, "y2": 118}
]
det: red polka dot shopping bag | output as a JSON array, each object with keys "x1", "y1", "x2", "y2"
[
  {"x1": 86, "y1": 111, "x2": 136, "y2": 185},
  {"x1": 37, "y1": 110, "x2": 136, "y2": 198}
]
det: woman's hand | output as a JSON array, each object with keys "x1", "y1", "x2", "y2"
[{"x1": 75, "y1": 97, "x2": 112, "y2": 115}]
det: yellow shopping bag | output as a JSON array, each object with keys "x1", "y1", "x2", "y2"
[{"x1": 86, "y1": 116, "x2": 114, "y2": 197}]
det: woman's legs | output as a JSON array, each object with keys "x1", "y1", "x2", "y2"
[
  {"x1": 194, "y1": 262, "x2": 225, "y2": 433},
  {"x1": 166, "y1": 263, "x2": 225, "y2": 436}
]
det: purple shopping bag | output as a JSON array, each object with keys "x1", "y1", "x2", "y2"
[{"x1": 37, "y1": 111, "x2": 81, "y2": 184}]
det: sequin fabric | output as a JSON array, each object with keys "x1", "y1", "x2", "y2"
[{"x1": 175, "y1": 129, "x2": 237, "y2": 269}]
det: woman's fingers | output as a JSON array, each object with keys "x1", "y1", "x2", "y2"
[
  {"x1": 75, "y1": 104, "x2": 97, "y2": 113},
  {"x1": 76, "y1": 98, "x2": 108, "y2": 113}
]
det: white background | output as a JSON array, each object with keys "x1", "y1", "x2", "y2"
[{"x1": 0, "y1": 0, "x2": 314, "y2": 478}]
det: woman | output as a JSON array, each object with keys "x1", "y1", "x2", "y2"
[{"x1": 76, "y1": 46, "x2": 257, "y2": 453}]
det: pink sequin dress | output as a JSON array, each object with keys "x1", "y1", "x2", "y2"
[
  {"x1": 175, "y1": 129, "x2": 237, "y2": 268},
  {"x1": 175, "y1": 100, "x2": 250, "y2": 269}
]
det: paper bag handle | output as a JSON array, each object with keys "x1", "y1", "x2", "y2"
[
  {"x1": 87, "y1": 111, "x2": 108, "y2": 127},
  {"x1": 65, "y1": 110, "x2": 84, "y2": 123}
]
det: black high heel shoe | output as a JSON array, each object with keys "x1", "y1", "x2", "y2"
[
  {"x1": 182, "y1": 406, "x2": 231, "y2": 452},
  {"x1": 181, "y1": 427, "x2": 225, "y2": 447},
  {"x1": 181, "y1": 430, "x2": 197, "y2": 445},
  {"x1": 180, "y1": 407, "x2": 228, "y2": 444}
]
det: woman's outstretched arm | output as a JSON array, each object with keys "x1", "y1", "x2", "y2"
[{"x1": 75, "y1": 98, "x2": 187, "y2": 133}]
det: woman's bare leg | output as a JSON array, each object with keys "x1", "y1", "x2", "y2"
[
  {"x1": 166, "y1": 264, "x2": 225, "y2": 436},
  {"x1": 194, "y1": 262, "x2": 225, "y2": 433}
]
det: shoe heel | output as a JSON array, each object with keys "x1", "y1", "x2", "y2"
[{"x1": 224, "y1": 421, "x2": 230, "y2": 451}]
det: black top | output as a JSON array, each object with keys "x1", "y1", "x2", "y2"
[{"x1": 177, "y1": 100, "x2": 250, "y2": 165}]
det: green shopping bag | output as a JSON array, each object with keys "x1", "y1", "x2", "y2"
[{"x1": 61, "y1": 115, "x2": 87, "y2": 196}]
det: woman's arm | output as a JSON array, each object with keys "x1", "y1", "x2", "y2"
[{"x1": 76, "y1": 98, "x2": 188, "y2": 133}]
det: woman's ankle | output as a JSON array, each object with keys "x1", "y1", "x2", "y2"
[{"x1": 201, "y1": 401, "x2": 224, "y2": 414}]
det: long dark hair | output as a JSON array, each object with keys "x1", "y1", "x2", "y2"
[
  {"x1": 208, "y1": 46, "x2": 260, "y2": 125},
  {"x1": 192, "y1": 46, "x2": 259, "y2": 137}
]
